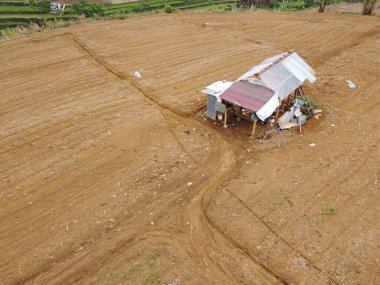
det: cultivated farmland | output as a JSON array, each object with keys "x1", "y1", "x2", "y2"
[{"x1": 0, "y1": 11, "x2": 379, "y2": 285}]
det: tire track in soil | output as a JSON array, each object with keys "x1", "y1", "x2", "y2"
[
  {"x1": 15, "y1": 24, "x2": 375, "y2": 283},
  {"x1": 201, "y1": 190, "x2": 289, "y2": 285},
  {"x1": 4, "y1": 32, "x2": 259, "y2": 284},
  {"x1": 67, "y1": 32, "x2": 280, "y2": 284},
  {"x1": 68, "y1": 32, "x2": 201, "y2": 166},
  {"x1": 225, "y1": 189, "x2": 340, "y2": 285},
  {"x1": 53, "y1": 31, "x2": 289, "y2": 284},
  {"x1": 66, "y1": 31, "x2": 337, "y2": 284},
  {"x1": 1, "y1": 14, "x2": 378, "y2": 285}
]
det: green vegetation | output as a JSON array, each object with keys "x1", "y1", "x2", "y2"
[
  {"x1": 0, "y1": 0, "x2": 238, "y2": 31},
  {"x1": 276, "y1": 0, "x2": 306, "y2": 11},
  {"x1": 0, "y1": 0, "x2": 375, "y2": 32},
  {"x1": 72, "y1": 0, "x2": 105, "y2": 17},
  {"x1": 143, "y1": 272, "x2": 162, "y2": 284},
  {"x1": 101, "y1": 251, "x2": 167, "y2": 285},
  {"x1": 147, "y1": 251, "x2": 157, "y2": 266},
  {"x1": 306, "y1": 96, "x2": 321, "y2": 108},
  {"x1": 29, "y1": 0, "x2": 51, "y2": 13},
  {"x1": 189, "y1": 2, "x2": 233, "y2": 11},
  {"x1": 362, "y1": 0, "x2": 377, "y2": 15},
  {"x1": 0, "y1": 0, "x2": 76, "y2": 31},
  {"x1": 325, "y1": 205, "x2": 335, "y2": 215},
  {"x1": 0, "y1": 6, "x2": 36, "y2": 12},
  {"x1": 163, "y1": 3, "x2": 174, "y2": 13}
]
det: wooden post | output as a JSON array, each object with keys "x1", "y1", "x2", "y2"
[
  {"x1": 223, "y1": 111, "x2": 228, "y2": 128},
  {"x1": 251, "y1": 120, "x2": 257, "y2": 137},
  {"x1": 275, "y1": 106, "x2": 280, "y2": 121},
  {"x1": 299, "y1": 117, "x2": 302, "y2": 134}
]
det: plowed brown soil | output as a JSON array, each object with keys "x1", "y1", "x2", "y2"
[{"x1": 0, "y1": 11, "x2": 379, "y2": 285}]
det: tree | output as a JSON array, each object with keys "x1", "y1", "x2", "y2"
[
  {"x1": 362, "y1": 0, "x2": 377, "y2": 15},
  {"x1": 318, "y1": 0, "x2": 326, "y2": 12}
]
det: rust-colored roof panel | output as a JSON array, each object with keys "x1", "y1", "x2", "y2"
[{"x1": 220, "y1": 80, "x2": 274, "y2": 112}]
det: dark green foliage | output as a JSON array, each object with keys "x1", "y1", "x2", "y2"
[
  {"x1": 303, "y1": 0, "x2": 316, "y2": 7},
  {"x1": 72, "y1": 0, "x2": 87, "y2": 14},
  {"x1": 29, "y1": 0, "x2": 50, "y2": 13},
  {"x1": 163, "y1": 3, "x2": 174, "y2": 12},
  {"x1": 276, "y1": 0, "x2": 305, "y2": 11},
  {"x1": 72, "y1": 0, "x2": 105, "y2": 17},
  {"x1": 83, "y1": 3, "x2": 105, "y2": 17},
  {"x1": 325, "y1": 205, "x2": 335, "y2": 215},
  {"x1": 239, "y1": 0, "x2": 320, "y2": 10},
  {"x1": 134, "y1": 1, "x2": 151, "y2": 12},
  {"x1": 223, "y1": 3, "x2": 232, "y2": 10}
]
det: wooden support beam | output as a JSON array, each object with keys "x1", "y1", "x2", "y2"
[
  {"x1": 275, "y1": 105, "x2": 280, "y2": 121},
  {"x1": 251, "y1": 120, "x2": 257, "y2": 137}
]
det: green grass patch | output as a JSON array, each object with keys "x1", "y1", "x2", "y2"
[
  {"x1": 0, "y1": 20, "x2": 26, "y2": 25},
  {"x1": 0, "y1": 5, "x2": 36, "y2": 11},
  {"x1": 0, "y1": 13, "x2": 75, "y2": 18},
  {"x1": 178, "y1": 0, "x2": 235, "y2": 9},
  {"x1": 0, "y1": 0, "x2": 27, "y2": 2},
  {"x1": 0, "y1": 1, "x2": 29, "y2": 7},
  {"x1": 325, "y1": 205, "x2": 335, "y2": 215}
]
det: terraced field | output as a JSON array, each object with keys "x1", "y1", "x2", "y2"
[
  {"x1": 0, "y1": 0, "x2": 76, "y2": 29},
  {"x1": 0, "y1": 11, "x2": 379, "y2": 285},
  {"x1": 0, "y1": 0, "x2": 235, "y2": 30}
]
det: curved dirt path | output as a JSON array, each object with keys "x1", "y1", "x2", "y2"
[
  {"x1": 1, "y1": 11, "x2": 379, "y2": 285},
  {"x1": 68, "y1": 31, "x2": 280, "y2": 284}
]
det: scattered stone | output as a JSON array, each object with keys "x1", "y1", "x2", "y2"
[
  {"x1": 346, "y1": 80, "x2": 356, "y2": 89},
  {"x1": 133, "y1": 71, "x2": 142, "y2": 78}
]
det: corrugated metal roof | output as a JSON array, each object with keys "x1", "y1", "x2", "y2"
[
  {"x1": 237, "y1": 52, "x2": 290, "y2": 81},
  {"x1": 220, "y1": 80, "x2": 274, "y2": 112},
  {"x1": 201, "y1": 81, "x2": 233, "y2": 97}
]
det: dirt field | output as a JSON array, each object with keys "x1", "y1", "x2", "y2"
[{"x1": 0, "y1": 11, "x2": 379, "y2": 285}]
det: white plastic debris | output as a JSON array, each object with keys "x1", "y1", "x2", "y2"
[
  {"x1": 133, "y1": 71, "x2": 142, "y2": 78},
  {"x1": 278, "y1": 107, "x2": 298, "y2": 129},
  {"x1": 309, "y1": 143, "x2": 316, "y2": 147},
  {"x1": 187, "y1": 182, "x2": 193, "y2": 186},
  {"x1": 346, "y1": 80, "x2": 356, "y2": 89}
]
